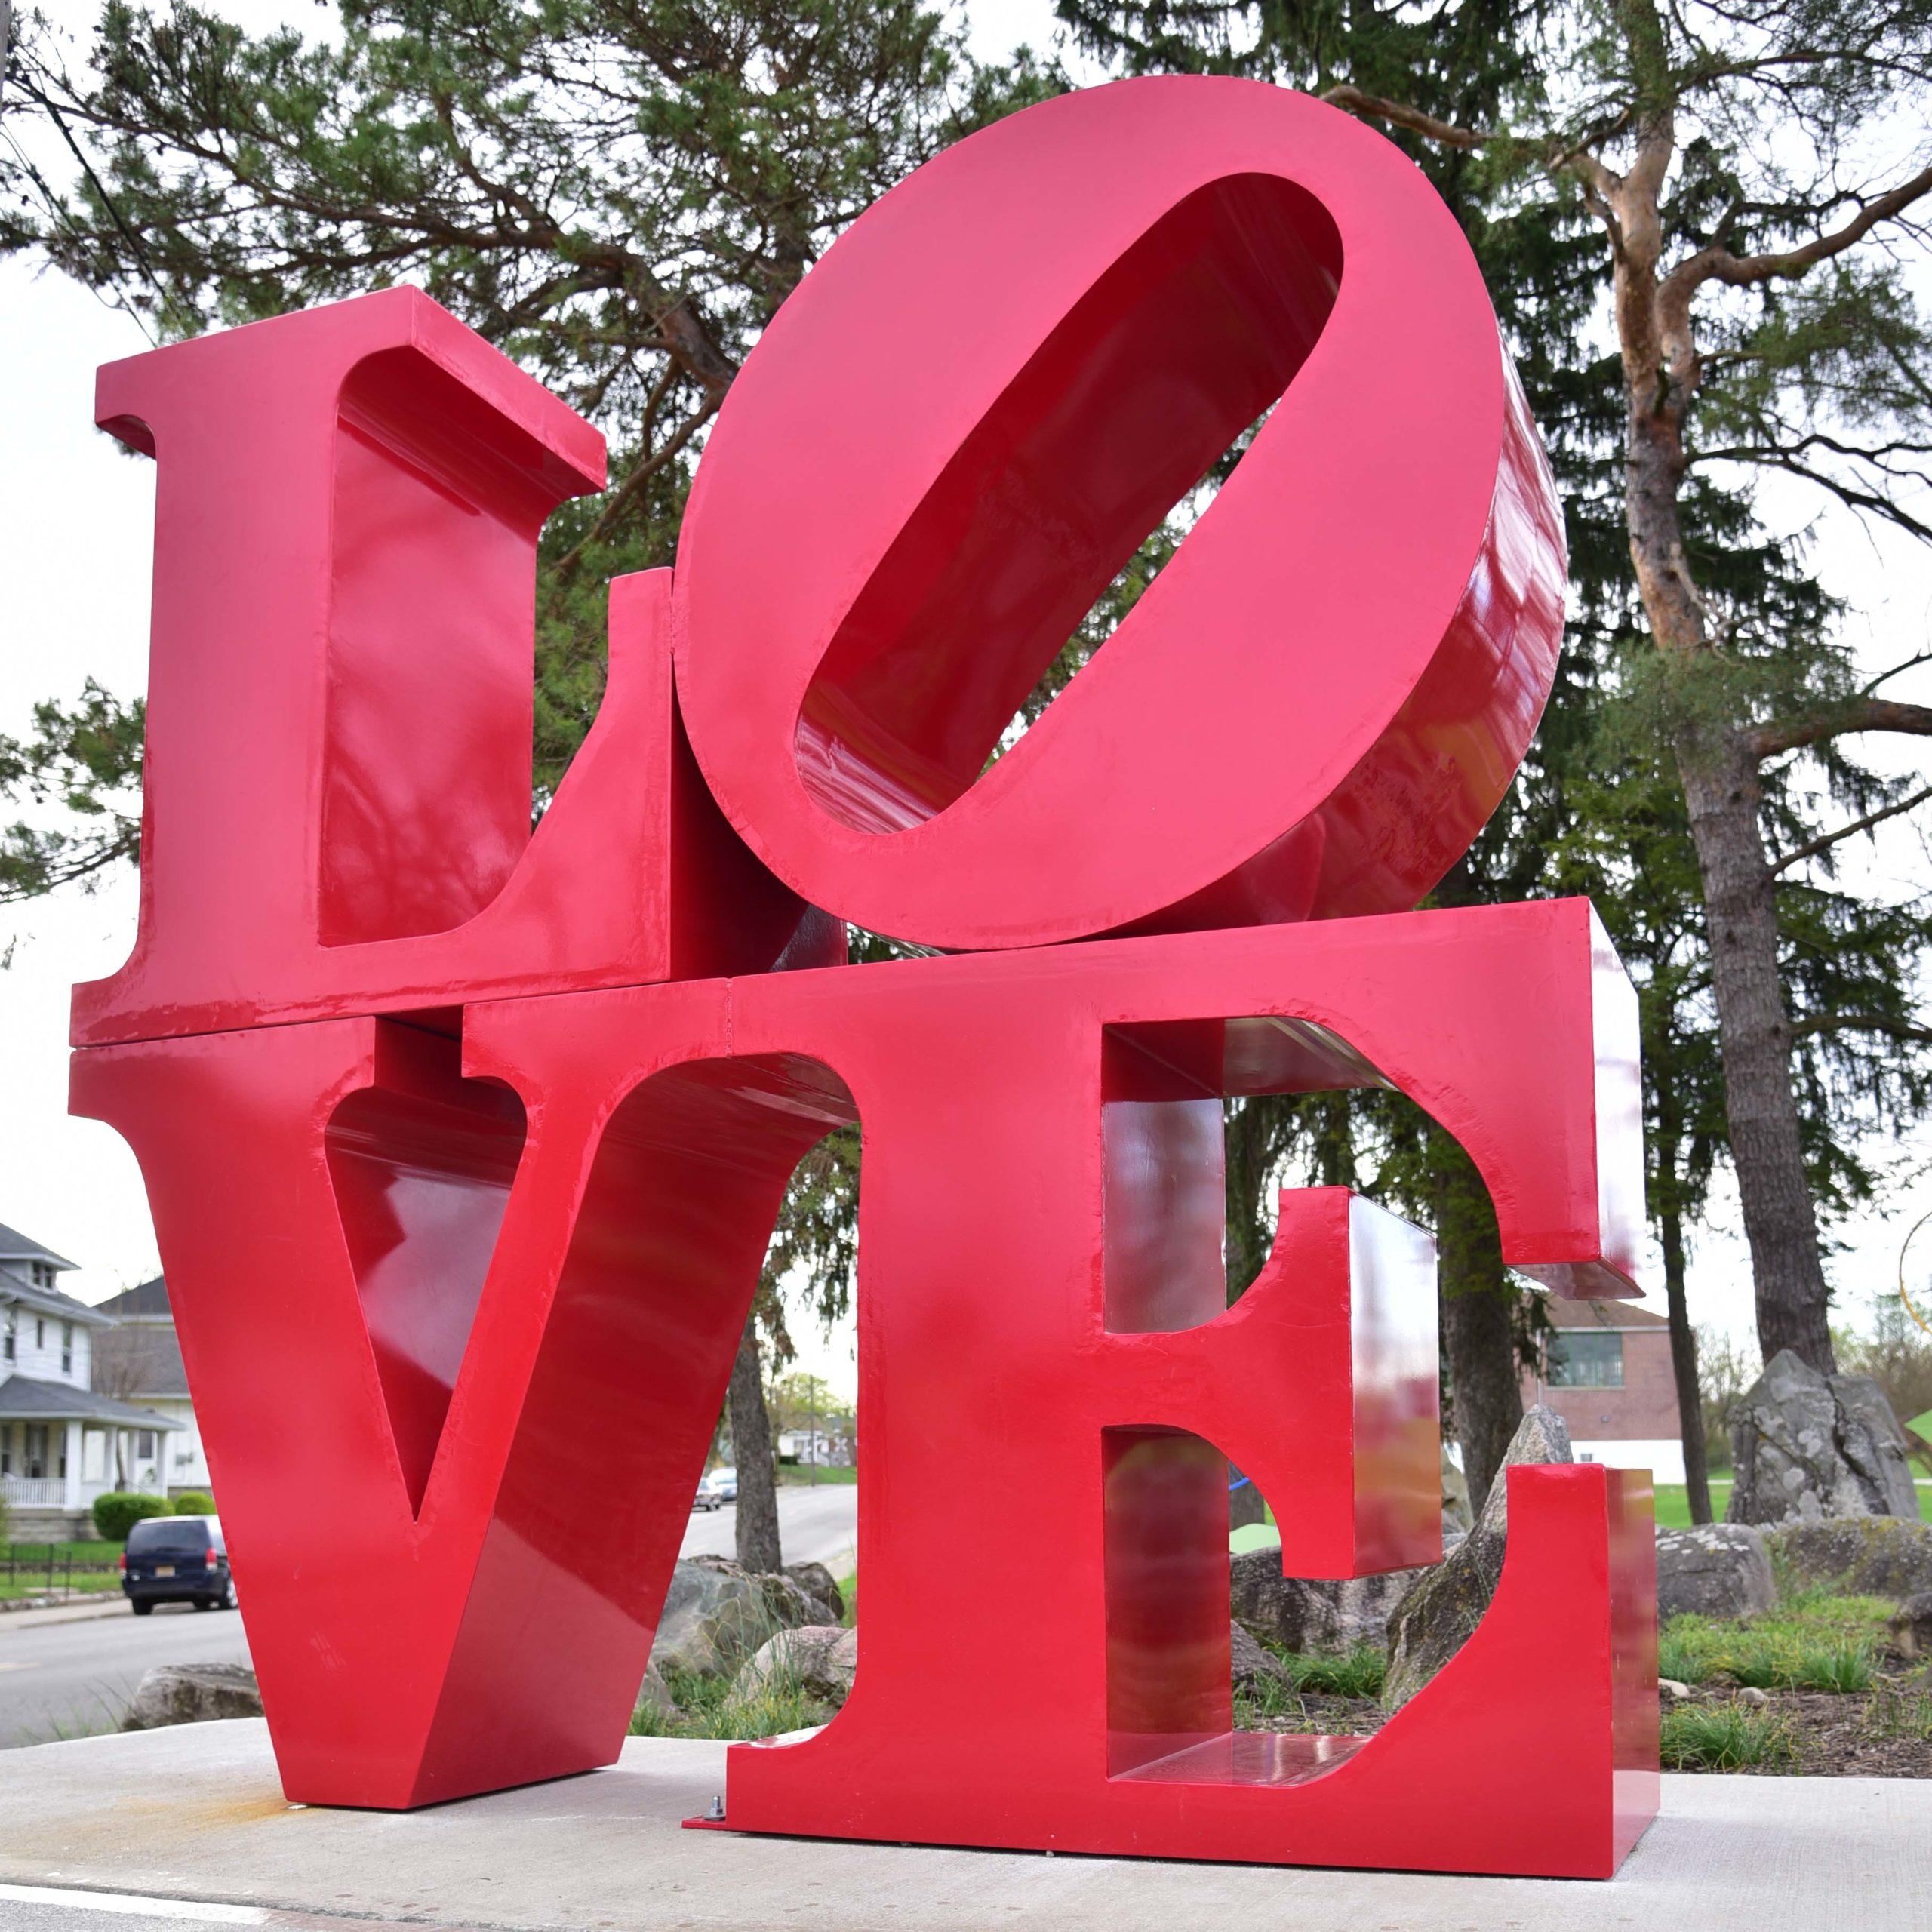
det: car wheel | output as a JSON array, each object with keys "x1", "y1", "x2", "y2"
[
  {"x1": 193, "y1": 1596, "x2": 215, "y2": 1611},
  {"x1": 131, "y1": 1600, "x2": 153, "y2": 1617},
  {"x1": 223, "y1": 1580, "x2": 237, "y2": 1609}
]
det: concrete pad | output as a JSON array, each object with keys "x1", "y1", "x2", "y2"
[{"x1": 0, "y1": 1720, "x2": 1925, "y2": 1932}]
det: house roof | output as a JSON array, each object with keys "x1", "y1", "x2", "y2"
[
  {"x1": 0, "y1": 1374, "x2": 180, "y2": 1428},
  {"x1": 95, "y1": 1277, "x2": 172, "y2": 1320},
  {"x1": 91, "y1": 1321, "x2": 189, "y2": 1398},
  {"x1": 0, "y1": 1222, "x2": 77, "y2": 1272},
  {"x1": 0, "y1": 1266, "x2": 116, "y2": 1328},
  {"x1": 1541, "y1": 1296, "x2": 1671, "y2": 1334}
]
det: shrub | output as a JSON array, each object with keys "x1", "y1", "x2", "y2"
[
  {"x1": 1869, "y1": 1684, "x2": 1932, "y2": 1742},
  {"x1": 92, "y1": 1492, "x2": 167, "y2": 1541},
  {"x1": 1719, "y1": 1636, "x2": 1785, "y2": 1689},
  {"x1": 171, "y1": 1491, "x2": 217, "y2": 1516},
  {"x1": 629, "y1": 1666, "x2": 828, "y2": 1742},
  {"x1": 1784, "y1": 1641, "x2": 1874, "y2": 1694},
  {"x1": 1660, "y1": 1705, "x2": 1793, "y2": 1771},
  {"x1": 1658, "y1": 1627, "x2": 1711, "y2": 1685},
  {"x1": 1279, "y1": 1646, "x2": 1386, "y2": 1700}
]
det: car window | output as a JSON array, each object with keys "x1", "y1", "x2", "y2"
[{"x1": 126, "y1": 1517, "x2": 213, "y2": 1556}]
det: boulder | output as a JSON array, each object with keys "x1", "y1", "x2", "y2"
[
  {"x1": 1655, "y1": 1523, "x2": 1776, "y2": 1620},
  {"x1": 728, "y1": 1623, "x2": 858, "y2": 1708},
  {"x1": 1726, "y1": 1351, "x2": 1918, "y2": 1526},
  {"x1": 1231, "y1": 1548, "x2": 1441, "y2": 1656},
  {"x1": 1229, "y1": 1622, "x2": 1284, "y2": 1694},
  {"x1": 649, "y1": 1555, "x2": 838, "y2": 1680},
  {"x1": 1382, "y1": 1406, "x2": 1572, "y2": 1710},
  {"x1": 1441, "y1": 1443, "x2": 1472, "y2": 1539},
  {"x1": 1887, "y1": 1593, "x2": 1932, "y2": 1660},
  {"x1": 1767, "y1": 1516, "x2": 1932, "y2": 1600},
  {"x1": 783, "y1": 1561, "x2": 845, "y2": 1623},
  {"x1": 121, "y1": 1663, "x2": 263, "y2": 1731},
  {"x1": 634, "y1": 1663, "x2": 675, "y2": 1720}
]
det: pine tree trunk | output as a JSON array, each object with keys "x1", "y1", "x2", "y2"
[
  {"x1": 1660, "y1": 1200, "x2": 1713, "y2": 1522},
  {"x1": 728, "y1": 1317, "x2": 782, "y2": 1573},
  {"x1": 1614, "y1": 202, "x2": 1839, "y2": 1378},
  {"x1": 1435, "y1": 1139, "x2": 1523, "y2": 1516},
  {"x1": 1675, "y1": 735, "x2": 1836, "y2": 1373},
  {"x1": 1442, "y1": 1282, "x2": 1523, "y2": 1519},
  {"x1": 1651, "y1": 1028, "x2": 1714, "y2": 1521}
]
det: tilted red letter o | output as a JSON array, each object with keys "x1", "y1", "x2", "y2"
[{"x1": 674, "y1": 78, "x2": 1567, "y2": 948}]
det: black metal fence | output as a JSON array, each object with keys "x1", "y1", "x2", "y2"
[{"x1": 1, "y1": 1544, "x2": 122, "y2": 1600}]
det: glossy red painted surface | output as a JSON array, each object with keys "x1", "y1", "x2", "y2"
[
  {"x1": 675, "y1": 78, "x2": 1567, "y2": 950},
  {"x1": 69, "y1": 75, "x2": 1656, "y2": 1875},
  {"x1": 75, "y1": 291, "x2": 831, "y2": 1048}
]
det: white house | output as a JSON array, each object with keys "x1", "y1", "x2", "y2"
[
  {"x1": 0, "y1": 1223, "x2": 183, "y2": 1540},
  {"x1": 91, "y1": 1276, "x2": 207, "y2": 1495}
]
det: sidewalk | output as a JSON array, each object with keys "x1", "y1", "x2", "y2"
[
  {"x1": 0, "y1": 1596, "x2": 124, "y2": 1631},
  {"x1": 0, "y1": 1719, "x2": 1925, "y2": 1931}
]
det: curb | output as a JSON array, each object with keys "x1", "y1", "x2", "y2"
[{"x1": 0, "y1": 1598, "x2": 128, "y2": 1629}]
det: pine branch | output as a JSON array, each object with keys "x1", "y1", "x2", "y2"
[
  {"x1": 555, "y1": 386, "x2": 721, "y2": 575},
  {"x1": 1748, "y1": 697, "x2": 1932, "y2": 761},
  {"x1": 1790, "y1": 1013, "x2": 1932, "y2": 1047},
  {"x1": 1320, "y1": 85, "x2": 1488, "y2": 150}
]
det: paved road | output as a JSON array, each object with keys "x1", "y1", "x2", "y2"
[
  {"x1": 0, "y1": 1487, "x2": 857, "y2": 1750},
  {"x1": 0, "y1": 1882, "x2": 278, "y2": 1929},
  {"x1": 0, "y1": 1601, "x2": 251, "y2": 1750},
  {"x1": 0, "y1": 1882, "x2": 420, "y2": 1929},
  {"x1": 678, "y1": 1482, "x2": 857, "y2": 1570}
]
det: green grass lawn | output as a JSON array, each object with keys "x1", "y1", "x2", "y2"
[
  {"x1": 1652, "y1": 1480, "x2": 1932, "y2": 1527},
  {"x1": 0, "y1": 1540, "x2": 124, "y2": 1600},
  {"x1": 1659, "y1": 1588, "x2": 1895, "y2": 1690}
]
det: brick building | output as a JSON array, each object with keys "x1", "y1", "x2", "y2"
[{"x1": 1520, "y1": 1297, "x2": 1684, "y2": 1484}]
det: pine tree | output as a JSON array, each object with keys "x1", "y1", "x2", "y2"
[
  {"x1": 0, "y1": 0, "x2": 1052, "y2": 1570},
  {"x1": 1062, "y1": 0, "x2": 1932, "y2": 1457}
]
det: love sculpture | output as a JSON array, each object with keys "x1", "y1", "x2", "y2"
[{"x1": 69, "y1": 78, "x2": 1659, "y2": 1876}]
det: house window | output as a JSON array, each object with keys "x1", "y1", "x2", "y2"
[
  {"x1": 24, "y1": 1424, "x2": 48, "y2": 1479},
  {"x1": 1546, "y1": 1330, "x2": 1624, "y2": 1389},
  {"x1": 135, "y1": 1430, "x2": 157, "y2": 1459},
  {"x1": 34, "y1": 1318, "x2": 44, "y2": 1349},
  {"x1": 3, "y1": 1308, "x2": 14, "y2": 1361},
  {"x1": 61, "y1": 1322, "x2": 72, "y2": 1374},
  {"x1": 29, "y1": 1262, "x2": 54, "y2": 1289}
]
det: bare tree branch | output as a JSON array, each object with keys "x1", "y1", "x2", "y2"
[
  {"x1": 1860, "y1": 651, "x2": 1932, "y2": 699},
  {"x1": 1665, "y1": 164, "x2": 1932, "y2": 297},
  {"x1": 1771, "y1": 781, "x2": 1932, "y2": 873}
]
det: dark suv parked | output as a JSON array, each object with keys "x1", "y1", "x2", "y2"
[{"x1": 121, "y1": 1515, "x2": 235, "y2": 1614}]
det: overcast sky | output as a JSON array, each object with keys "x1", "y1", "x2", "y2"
[{"x1": 3, "y1": 1, "x2": 1930, "y2": 1398}]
